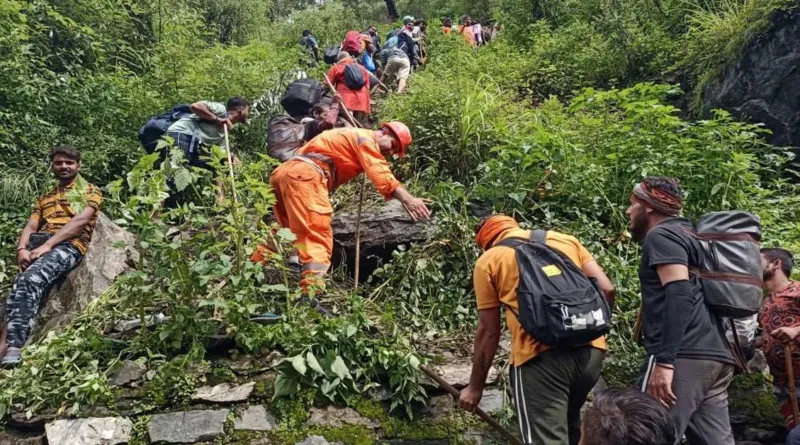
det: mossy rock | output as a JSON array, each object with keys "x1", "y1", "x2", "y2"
[{"x1": 728, "y1": 373, "x2": 784, "y2": 431}]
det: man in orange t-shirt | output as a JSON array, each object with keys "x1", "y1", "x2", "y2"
[{"x1": 459, "y1": 215, "x2": 615, "y2": 445}]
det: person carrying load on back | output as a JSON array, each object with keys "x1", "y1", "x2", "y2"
[
  {"x1": 259, "y1": 123, "x2": 431, "y2": 295},
  {"x1": 0, "y1": 147, "x2": 102, "y2": 368},
  {"x1": 162, "y1": 97, "x2": 249, "y2": 203},
  {"x1": 627, "y1": 177, "x2": 740, "y2": 445},
  {"x1": 326, "y1": 52, "x2": 372, "y2": 126},
  {"x1": 342, "y1": 30, "x2": 372, "y2": 58},
  {"x1": 300, "y1": 29, "x2": 320, "y2": 65},
  {"x1": 460, "y1": 215, "x2": 615, "y2": 445}
]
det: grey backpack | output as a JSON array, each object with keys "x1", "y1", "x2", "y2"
[{"x1": 685, "y1": 211, "x2": 763, "y2": 318}]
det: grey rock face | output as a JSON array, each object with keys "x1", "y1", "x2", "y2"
[
  {"x1": 45, "y1": 417, "x2": 132, "y2": 445},
  {"x1": 703, "y1": 10, "x2": 800, "y2": 148},
  {"x1": 110, "y1": 360, "x2": 147, "y2": 387},
  {"x1": 332, "y1": 200, "x2": 435, "y2": 251},
  {"x1": 148, "y1": 409, "x2": 229, "y2": 443}
]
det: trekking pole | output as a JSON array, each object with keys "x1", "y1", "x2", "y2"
[
  {"x1": 223, "y1": 126, "x2": 238, "y2": 203},
  {"x1": 420, "y1": 365, "x2": 523, "y2": 445},
  {"x1": 322, "y1": 73, "x2": 367, "y2": 292},
  {"x1": 786, "y1": 344, "x2": 799, "y2": 426}
]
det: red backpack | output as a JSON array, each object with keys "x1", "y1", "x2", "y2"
[{"x1": 342, "y1": 31, "x2": 362, "y2": 55}]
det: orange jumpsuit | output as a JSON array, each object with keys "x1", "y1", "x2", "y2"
[{"x1": 269, "y1": 128, "x2": 401, "y2": 291}]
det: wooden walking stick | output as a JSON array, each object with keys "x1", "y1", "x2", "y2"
[
  {"x1": 420, "y1": 365, "x2": 523, "y2": 445},
  {"x1": 223, "y1": 125, "x2": 238, "y2": 203},
  {"x1": 786, "y1": 344, "x2": 799, "y2": 426},
  {"x1": 322, "y1": 74, "x2": 367, "y2": 292}
]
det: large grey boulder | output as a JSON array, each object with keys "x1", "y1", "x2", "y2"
[
  {"x1": 702, "y1": 9, "x2": 800, "y2": 148},
  {"x1": 30, "y1": 213, "x2": 137, "y2": 342},
  {"x1": 332, "y1": 199, "x2": 435, "y2": 250},
  {"x1": 331, "y1": 199, "x2": 435, "y2": 277},
  {"x1": 148, "y1": 409, "x2": 229, "y2": 443},
  {"x1": 45, "y1": 417, "x2": 132, "y2": 445}
]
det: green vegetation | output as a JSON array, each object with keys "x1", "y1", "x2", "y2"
[{"x1": 0, "y1": 0, "x2": 798, "y2": 441}]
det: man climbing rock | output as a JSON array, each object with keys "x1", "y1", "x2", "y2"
[
  {"x1": 626, "y1": 177, "x2": 735, "y2": 445},
  {"x1": 258, "y1": 123, "x2": 431, "y2": 295},
  {"x1": 460, "y1": 215, "x2": 615, "y2": 445},
  {"x1": 1, "y1": 147, "x2": 102, "y2": 368}
]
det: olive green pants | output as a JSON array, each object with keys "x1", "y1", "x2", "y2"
[{"x1": 510, "y1": 346, "x2": 605, "y2": 445}]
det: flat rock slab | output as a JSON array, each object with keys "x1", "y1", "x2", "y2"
[
  {"x1": 234, "y1": 405, "x2": 278, "y2": 432},
  {"x1": 478, "y1": 388, "x2": 505, "y2": 413},
  {"x1": 296, "y1": 436, "x2": 343, "y2": 445},
  {"x1": 192, "y1": 382, "x2": 254, "y2": 403},
  {"x1": 308, "y1": 406, "x2": 380, "y2": 429},
  {"x1": 110, "y1": 360, "x2": 147, "y2": 387},
  {"x1": 432, "y1": 362, "x2": 497, "y2": 388},
  {"x1": 45, "y1": 417, "x2": 132, "y2": 445},
  {"x1": 148, "y1": 409, "x2": 229, "y2": 443}
]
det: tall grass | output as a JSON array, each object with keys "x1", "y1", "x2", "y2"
[
  {"x1": 680, "y1": 0, "x2": 795, "y2": 110},
  {"x1": 0, "y1": 169, "x2": 41, "y2": 206}
]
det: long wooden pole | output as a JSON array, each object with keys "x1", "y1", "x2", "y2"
[
  {"x1": 419, "y1": 365, "x2": 523, "y2": 445},
  {"x1": 223, "y1": 126, "x2": 238, "y2": 203},
  {"x1": 322, "y1": 74, "x2": 366, "y2": 292},
  {"x1": 786, "y1": 344, "x2": 799, "y2": 426}
]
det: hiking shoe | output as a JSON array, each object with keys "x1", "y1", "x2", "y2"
[
  {"x1": 1, "y1": 347, "x2": 21, "y2": 368},
  {"x1": 250, "y1": 312, "x2": 283, "y2": 325}
]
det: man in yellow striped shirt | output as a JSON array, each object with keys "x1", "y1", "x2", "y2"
[{"x1": 1, "y1": 146, "x2": 102, "y2": 367}]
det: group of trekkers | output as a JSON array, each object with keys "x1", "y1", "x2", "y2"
[
  {"x1": 2, "y1": 18, "x2": 799, "y2": 445},
  {"x1": 441, "y1": 15, "x2": 500, "y2": 47}
]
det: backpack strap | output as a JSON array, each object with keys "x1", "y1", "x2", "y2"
[
  {"x1": 493, "y1": 237, "x2": 528, "y2": 249},
  {"x1": 530, "y1": 229, "x2": 547, "y2": 244}
]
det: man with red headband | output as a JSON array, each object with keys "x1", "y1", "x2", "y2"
[
  {"x1": 460, "y1": 215, "x2": 615, "y2": 445},
  {"x1": 626, "y1": 176, "x2": 735, "y2": 445},
  {"x1": 260, "y1": 123, "x2": 431, "y2": 294}
]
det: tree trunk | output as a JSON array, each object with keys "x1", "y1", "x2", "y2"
[{"x1": 384, "y1": 0, "x2": 399, "y2": 20}]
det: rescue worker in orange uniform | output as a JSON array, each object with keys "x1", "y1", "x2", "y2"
[{"x1": 266, "y1": 122, "x2": 431, "y2": 293}]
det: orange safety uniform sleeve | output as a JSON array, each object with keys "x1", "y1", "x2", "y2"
[
  {"x1": 353, "y1": 135, "x2": 401, "y2": 199},
  {"x1": 269, "y1": 161, "x2": 334, "y2": 276}
]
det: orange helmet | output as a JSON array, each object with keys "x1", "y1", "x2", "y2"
[{"x1": 381, "y1": 121, "x2": 412, "y2": 158}]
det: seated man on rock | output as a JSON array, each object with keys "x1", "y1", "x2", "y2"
[{"x1": 1, "y1": 146, "x2": 102, "y2": 367}]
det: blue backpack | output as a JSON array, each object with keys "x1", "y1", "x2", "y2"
[
  {"x1": 138, "y1": 104, "x2": 193, "y2": 153},
  {"x1": 361, "y1": 52, "x2": 376, "y2": 72}
]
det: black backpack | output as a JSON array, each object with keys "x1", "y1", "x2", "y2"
[
  {"x1": 280, "y1": 78, "x2": 323, "y2": 117},
  {"x1": 343, "y1": 64, "x2": 366, "y2": 90},
  {"x1": 495, "y1": 230, "x2": 612, "y2": 347},
  {"x1": 138, "y1": 104, "x2": 193, "y2": 153},
  {"x1": 323, "y1": 46, "x2": 340, "y2": 64},
  {"x1": 684, "y1": 211, "x2": 763, "y2": 318}
]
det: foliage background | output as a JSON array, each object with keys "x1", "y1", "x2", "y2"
[{"x1": 0, "y1": 0, "x2": 798, "y2": 428}]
